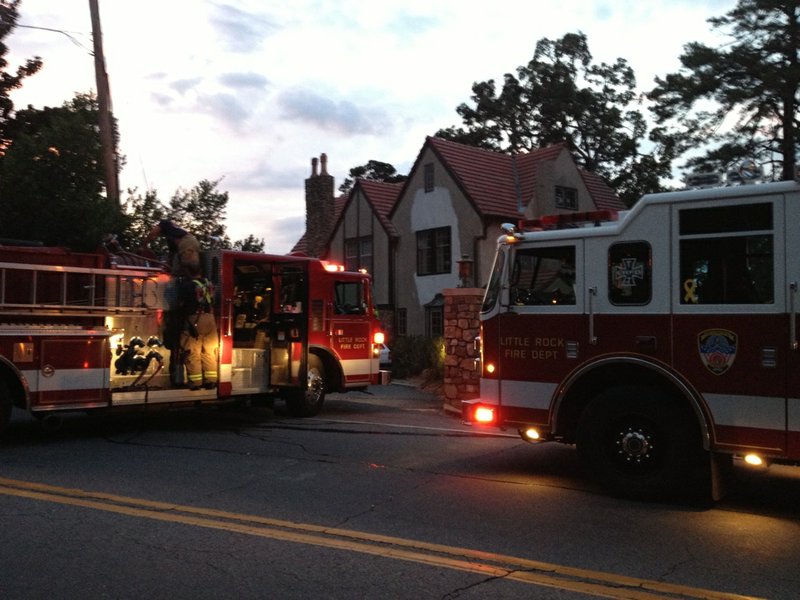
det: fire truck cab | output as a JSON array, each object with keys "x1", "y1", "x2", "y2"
[
  {"x1": 0, "y1": 244, "x2": 384, "y2": 435},
  {"x1": 464, "y1": 180, "x2": 800, "y2": 500}
]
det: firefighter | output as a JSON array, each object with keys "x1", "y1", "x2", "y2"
[
  {"x1": 143, "y1": 219, "x2": 200, "y2": 275},
  {"x1": 177, "y1": 267, "x2": 219, "y2": 390}
]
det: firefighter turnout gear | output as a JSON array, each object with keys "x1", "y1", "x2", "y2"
[
  {"x1": 177, "y1": 276, "x2": 218, "y2": 390},
  {"x1": 145, "y1": 219, "x2": 201, "y2": 275},
  {"x1": 181, "y1": 312, "x2": 218, "y2": 389}
]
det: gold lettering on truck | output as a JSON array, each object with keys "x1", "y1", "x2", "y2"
[{"x1": 500, "y1": 336, "x2": 564, "y2": 360}]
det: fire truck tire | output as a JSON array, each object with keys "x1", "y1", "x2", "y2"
[
  {"x1": 0, "y1": 379, "x2": 11, "y2": 435},
  {"x1": 576, "y1": 385, "x2": 703, "y2": 500},
  {"x1": 287, "y1": 355, "x2": 325, "y2": 417}
]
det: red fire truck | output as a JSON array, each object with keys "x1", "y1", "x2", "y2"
[
  {"x1": 463, "y1": 180, "x2": 800, "y2": 500},
  {"x1": 0, "y1": 243, "x2": 384, "y2": 434}
]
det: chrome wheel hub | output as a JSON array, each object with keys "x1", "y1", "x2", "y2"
[{"x1": 616, "y1": 427, "x2": 653, "y2": 463}]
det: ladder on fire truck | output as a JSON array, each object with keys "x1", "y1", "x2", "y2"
[{"x1": 0, "y1": 260, "x2": 162, "y2": 317}]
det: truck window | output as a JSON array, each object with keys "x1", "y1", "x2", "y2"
[
  {"x1": 608, "y1": 242, "x2": 651, "y2": 305},
  {"x1": 334, "y1": 281, "x2": 365, "y2": 314},
  {"x1": 481, "y1": 248, "x2": 505, "y2": 312},
  {"x1": 510, "y1": 246, "x2": 576, "y2": 306},
  {"x1": 679, "y1": 203, "x2": 773, "y2": 305}
]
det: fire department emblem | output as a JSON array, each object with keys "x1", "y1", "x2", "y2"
[{"x1": 698, "y1": 329, "x2": 737, "y2": 375}]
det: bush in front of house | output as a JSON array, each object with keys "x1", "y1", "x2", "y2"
[{"x1": 390, "y1": 335, "x2": 445, "y2": 380}]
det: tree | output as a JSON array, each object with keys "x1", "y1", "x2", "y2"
[
  {"x1": 123, "y1": 182, "x2": 267, "y2": 256},
  {"x1": 435, "y1": 32, "x2": 675, "y2": 205},
  {"x1": 120, "y1": 188, "x2": 165, "y2": 248},
  {"x1": 167, "y1": 179, "x2": 231, "y2": 249},
  {"x1": 649, "y1": 0, "x2": 799, "y2": 182},
  {"x1": 0, "y1": 94, "x2": 126, "y2": 250},
  {"x1": 0, "y1": 0, "x2": 42, "y2": 152},
  {"x1": 233, "y1": 234, "x2": 265, "y2": 252},
  {"x1": 338, "y1": 159, "x2": 407, "y2": 194}
]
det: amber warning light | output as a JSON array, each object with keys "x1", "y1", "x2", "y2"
[{"x1": 322, "y1": 262, "x2": 345, "y2": 272}]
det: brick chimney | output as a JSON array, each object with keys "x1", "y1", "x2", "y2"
[{"x1": 304, "y1": 153, "x2": 335, "y2": 258}]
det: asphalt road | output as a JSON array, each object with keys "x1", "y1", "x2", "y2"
[{"x1": 1, "y1": 382, "x2": 799, "y2": 599}]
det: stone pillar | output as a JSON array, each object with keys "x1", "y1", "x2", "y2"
[{"x1": 442, "y1": 287, "x2": 483, "y2": 413}]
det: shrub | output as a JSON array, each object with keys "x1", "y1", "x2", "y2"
[{"x1": 390, "y1": 335, "x2": 445, "y2": 380}]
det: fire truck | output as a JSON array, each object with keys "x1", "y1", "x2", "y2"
[
  {"x1": 0, "y1": 243, "x2": 384, "y2": 435},
  {"x1": 463, "y1": 180, "x2": 800, "y2": 500}
]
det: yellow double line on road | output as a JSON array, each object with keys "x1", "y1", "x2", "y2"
[{"x1": 0, "y1": 477, "x2": 760, "y2": 600}]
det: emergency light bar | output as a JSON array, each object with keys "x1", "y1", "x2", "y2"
[{"x1": 518, "y1": 209, "x2": 618, "y2": 231}]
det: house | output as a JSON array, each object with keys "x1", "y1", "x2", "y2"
[{"x1": 294, "y1": 137, "x2": 625, "y2": 339}]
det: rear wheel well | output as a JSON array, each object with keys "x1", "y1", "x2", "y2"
[{"x1": 555, "y1": 362, "x2": 705, "y2": 446}]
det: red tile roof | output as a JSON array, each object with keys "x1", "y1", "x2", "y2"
[
  {"x1": 403, "y1": 136, "x2": 624, "y2": 218},
  {"x1": 355, "y1": 180, "x2": 403, "y2": 238},
  {"x1": 292, "y1": 137, "x2": 625, "y2": 253},
  {"x1": 579, "y1": 169, "x2": 626, "y2": 211}
]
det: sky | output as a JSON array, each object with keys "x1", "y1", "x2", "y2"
[{"x1": 7, "y1": 0, "x2": 735, "y2": 254}]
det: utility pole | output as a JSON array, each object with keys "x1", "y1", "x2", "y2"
[{"x1": 88, "y1": 0, "x2": 120, "y2": 208}]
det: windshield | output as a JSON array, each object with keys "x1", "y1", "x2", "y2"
[{"x1": 482, "y1": 247, "x2": 506, "y2": 312}]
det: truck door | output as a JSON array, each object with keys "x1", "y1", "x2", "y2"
[
  {"x1": 269, "y1": 262, "x2": 309, "y2": 391},
  {"x1": 786, "y1": 192, "x2": 800, "y2": 458},
  {"x1": 330, "y1": 277, "x2": 374, "y2": 385},
  {"x1": 494, "y1": 241, "x2": 585, "y2": 423},
  {"x1": 671, "y1": 197, "x2": 787, "y2": 455},
  {"x1": 227, "y1": 256, "x2": 273, "y2": 393}
]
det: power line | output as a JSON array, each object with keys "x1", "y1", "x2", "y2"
[{"x1": 17, "y1": 23, "x2": 93, "y2": 54}]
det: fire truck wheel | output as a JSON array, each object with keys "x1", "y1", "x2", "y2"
[
  {"x1": 576, "y1": 385, "x2": 702, "y2": 500},
  {"x1": 287, "y1": 355, "x2": 325, "y2": 417},
  {"x1": 0, "y1": 379, "x2": 11, "y2": 435}
]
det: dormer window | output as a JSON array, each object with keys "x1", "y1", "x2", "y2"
[{"x1": 555, "y1": 185, "x2": 578, "y2": 210}]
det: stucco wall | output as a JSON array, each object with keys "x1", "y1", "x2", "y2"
[
  {"x1": 392, "y1": 149, "x2": 485, "y2": 336},
  {"x1": 526, "y1": 152, "x2": 597, "y2": 218}
]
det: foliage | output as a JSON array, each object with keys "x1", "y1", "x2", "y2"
[
  {"x1": 338, "y1": 159, "x2": 407, "y2": 195},
  {"x1": 121, "y1": 183, "x2": 265, "y2": 255},
  {"x1": 167, "y1": 178, "x2": 230, "y2": 248},
  {"x1": 390, "y1": 335, "x2": 444, "y2": 380},
  {"x1": 0, "y1": 94, "x2": 126, "y2": 250},
  {"x1": 435, "y1": 32, "x2": 674, "y2": 206},
  {"x1": 648, "y1": 0, "x2": 800, "y2": 182},
  {"x1": 233, "y1": 234, "x2": 265, "y2": 252},
  {"x1": 0, "y1": 0, "x2": 42, "y2": 151}
]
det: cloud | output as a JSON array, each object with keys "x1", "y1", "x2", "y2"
[
  {"x1": 209, "y1": 2, "x2": 281, "y2": 53},
  {"x1": 387, "y1": 11, "x2": 440, "y2": 36},
  {"x1": 171, "y1": 77, "x2": 203, "y2": 95},
  {"x1": 228, "y1": 162, "x2": 306, "y2": 191},
  {"x1": 277, "y1": 88, "x2": 392, "y2": 135},
  {"x1": 218, "y1": 72, "x2": 270, "y2": 91},
  {"x1": 150, "y1": 91, "x2": 173, "y2": 108},
  {"x1": 196, "y1": 92, "x2": 251, "y2": 126},
  {"x1": 148, "y1": 76, "x2": 263, "y2": 128}
]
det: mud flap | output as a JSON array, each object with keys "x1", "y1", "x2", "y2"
[{"x1": 709, "y1": 451, "x2": 732, "y2": 502}]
